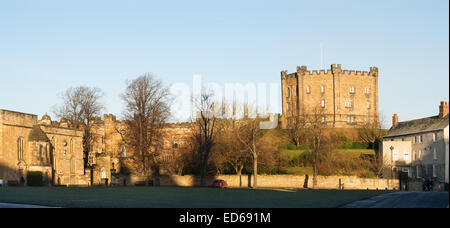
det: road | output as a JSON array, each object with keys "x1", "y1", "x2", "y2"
[
  {"x1": 342, "y1": 191, "x2": 449, "y2": 208},
  {"x1": 0, "y1": 203, "x2": 59, "y2": 208}
]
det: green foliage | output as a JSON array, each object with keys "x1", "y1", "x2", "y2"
[{"x1": 26, "y1": 171, "x2": 43, "y2": 187}]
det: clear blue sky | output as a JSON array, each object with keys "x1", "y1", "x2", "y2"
[{"x1": 0, "y1": 0, "x2": 448, "y2": 125}]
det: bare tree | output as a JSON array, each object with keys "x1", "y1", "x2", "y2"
[
  {"x1": 190, "y1": 89, "x2": 220, "y2": 186},
  {"x1": 358, "y1": 114, "x2": 386, "y2": 151},
  {"x1": 121, "y1": 74, "x2": 171, "y2": 186},
  {"x1": 235, "y1": 105, "x2": 264, "y2": 188},
  {"x1": 213, "y1": 118, "x2": 251, "y2": 187},
  {"x1": 53, "y1": 86, "x2": 105, "y2": 169},
  {"x1": 303, "y1": 106, "x2": 329, "y2": 188}
]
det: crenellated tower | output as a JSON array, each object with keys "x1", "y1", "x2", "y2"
[{"x1": 281, "y1": 64, "x2": 379, "y2": 129}]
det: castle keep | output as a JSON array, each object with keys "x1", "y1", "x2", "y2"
[{"x1": 281, "y1": 64, "x2": 379, "y2": 128}]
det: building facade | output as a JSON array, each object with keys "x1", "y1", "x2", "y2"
[
  {"x1": 381, "y1": 102, "x2": 449, "y2": 188},
  {"x1": 0, "y1": 109, "x2": 89, "y2": 186},
  {"x1": 280, "y1": 64, "x2": 379, "y2": 128},
  {"x1": 0, "y1": 110, "x2": 192, "y2": 187}
]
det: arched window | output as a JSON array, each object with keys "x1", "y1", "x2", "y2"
[
  {"x1": 121, "y1": 145, "x2": 127, "y2": 157},
  {"x1": 101, "y1": 168, "x2": 106, "y2": 179},
  {"x1": 39, "y1": 144, "x2": 43, "y2": 160},
  {"x1": 17, "y1": 138, "x2": 24, "y2": 161},
  {"x1": 70, "y1": 139, "x2": 74, "y2": 154}
]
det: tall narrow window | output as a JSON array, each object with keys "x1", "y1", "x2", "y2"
[
  {"x1": 18, "y1": 138, "x2": 24, "y2": 161},
  {"x1": 287, "y1": 87, "x2": 291, "y2": 98},
  {"x1": 321, "y1": 85, "x2": 325, "y2": 94},
  {"x1": 70, "y1": 139, "x2": 74, "y2": 153},
  {"x1": 122, "y1": 145, "x2": 127, "y2": 157},
  {"x1": 433, "y1": 148, "x2": 437, "y2": 160},
  {"x1": 39, "y1": 144, "x2": 43, "y2": 160},
  {"x1": 70, "y1": 158, "x2": 75, "y2": 174},
  {"x1": 432, "y1": 165, "x2": 436, "y2": 177},
  {"x1": 367, "y1": 101, "x2": 371, "y2": 109},
  {"x1": 364, "y1": 87, "x2": 370, "y2": 94},
  {"x1": 433, "y1": 132, "x2": 438, "y2": 142},
  {"x1": 321, "y1": 100, "x2": 325, "y2": 108},
  {"x1": 306, "y1": 86, "x2": 311, "y2": 94}
]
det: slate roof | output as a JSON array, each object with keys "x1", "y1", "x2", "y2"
[
  {"x1": 28, "y1": 125, "x2": 50, "y2": 142},
  {"x1": 384, "y1": 115, "x2": 449, "y2": 138}
]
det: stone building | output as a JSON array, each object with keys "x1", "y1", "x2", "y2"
[
  {"x1": 0, "y1": 109, "x2": 89, "y2": 186},
  {"x1": 381, "y1": 101, "x2": 449, "y2": 188},
  {"x1": 280, "y1": 64, "x2": 379, "y2": 128},
  {"x1": 0, "y1": 110, "x2": 193, "y2": 187},
  {"x1": 87, "y1": 114, "x2": 192, "y2": 186}
]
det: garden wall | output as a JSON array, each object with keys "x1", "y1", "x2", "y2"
[{"x1": 152, "y1": 175, "x2": 399, "y2": 190}]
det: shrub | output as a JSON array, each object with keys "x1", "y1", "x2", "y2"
[{"x1": 26, "y1": 171, "x2": 43, "y2": 186}]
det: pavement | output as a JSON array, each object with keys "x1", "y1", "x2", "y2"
[
  {"x1": 0, "y1": 203, "x2": 59, "y2": 208},
  {"x1": 341, "y1": 191, "x2": 449, "y2": 208}
]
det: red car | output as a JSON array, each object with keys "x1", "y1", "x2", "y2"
[{"x1": 212, "y1": 180, "x2": 228, "y2": 188}]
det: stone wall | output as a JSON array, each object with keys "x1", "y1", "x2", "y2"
[{"x1": 126, "y1": 174, "x2": 400, "y2": 190}]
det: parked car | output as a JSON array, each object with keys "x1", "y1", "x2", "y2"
[{"x1": 212, "y1": 180, "x2": 228, "y2": 188}]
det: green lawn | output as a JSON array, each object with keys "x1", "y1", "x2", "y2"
[{"x1": 0, "y1": 187, "x2": 391, "y2": 208}]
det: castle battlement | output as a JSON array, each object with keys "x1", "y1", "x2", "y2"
[
  {"x1": 281, "y1": 64, "x2": 379, "y2": 129},
  {"x1": 282, "y1": 64, "x2": 378, "y2": 81}
]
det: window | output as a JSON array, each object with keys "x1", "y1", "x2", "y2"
[
  {"x1": 17, "y1": 138, "x2": 24, "y2": 161},
  {"x1": 433, "y1": 132, "x2": 438, "y2": 142},
  {"x1": 367, "y1": 101, "x2": 371, "y2": 109},
  {"x1": 70, "y1": 139, "x2": 74, "y2": 153},
  {"x1": 392, "y1": 149, "x2": 399, "y2": 161},
  {"x1": 321, "y1": 116, "x2": 326, "y2": 123},
  {"x1": 364, "y1": 87, "x2": 370, "y2": 94},
  {"x1": 401, "y1": 137, "x2": 405, "y2": 141},
  {"x1": 39, "y1": 144, "x2": 43, "y2": 159},
  {"x1": 404, "y1": 150, "x2": 410, "y2": 161},
  {"x1": 416, "y1": 166, "x2": 420, "y2": 178},
  {"x1": 321, "y1": 100, "x2": 325, "y2": 108},
  {"x1": 306, "y1": 86, "x2": 311, "y2": 94},
  {"x1": 321, "y1": 85, "x2": 325, "y2": 94},
  {"x1": 418, "y1": 150, "x2": 422, "y2": 160},
  {"x1": 349, "y1": 86, "x2": 355, "y2": 94},
  {"x1": 347, "y1": 116, "x2": 355, "y2": 124},
  {"x1": 413, "y1": 136, "x2": 417, "y2": 144},
  {"x1": 345, "y1": 100, "x2": 353, "y2": 108},
  {"x1": 101, "y1": 168, "x2": 106, "y2": 179},
  {"x1": 432, "y1": 165, "x2": 436, "y2": 178},
  {"x1": 287, "y1": 87, "x2": 291, "y2": 98},
  {"x1": 433, "y1": 148, "x2": 437, "y2": 160},
  {"x1": 122, "y1": 145, "x2": 127, "y2": 157},
  {"x1": 413, "y1": 150, "x2": 416, "y2": 161},
  {"x1": 70, "y1": 158, "x2": 75, "y2": 174},
  {"x1": 419, "y1": 135, "x2": 423, "y2": 144}
]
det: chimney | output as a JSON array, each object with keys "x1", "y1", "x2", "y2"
[
  {"x1": 439, "y1": 101, "x2": 449, "y2": 118},
  {"x1": 392, "y1": 114, "x2": 399, "y2": 127}
]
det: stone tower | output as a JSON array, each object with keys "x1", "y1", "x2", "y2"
[{"x1": 280, "y1": 64, "x2": 379, "y2": 128}]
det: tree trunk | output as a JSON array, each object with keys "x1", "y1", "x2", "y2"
[{"x1": 253, "y1": 154, "x2": 258, "y2": 188}]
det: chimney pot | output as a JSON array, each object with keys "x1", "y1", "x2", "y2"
[{"x1": 392, "y1": 114, "x2": 399, "y2": 127}]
